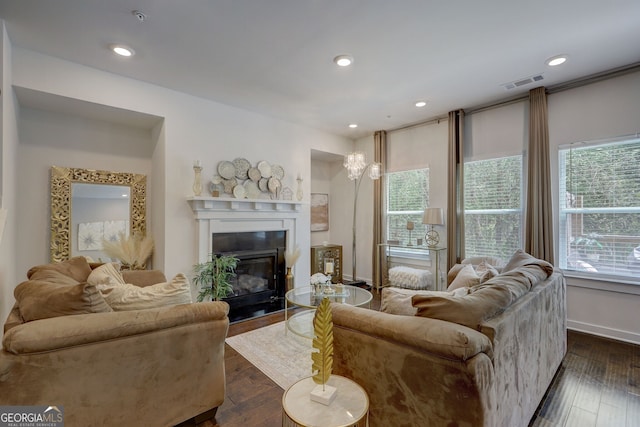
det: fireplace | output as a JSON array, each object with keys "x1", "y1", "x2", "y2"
[
  {"x1": 188, "y1": 197, "x2": 304, "y2": 322},
  {"x1": 212, "y1": 231, "x2": 286, "y2": 321}
]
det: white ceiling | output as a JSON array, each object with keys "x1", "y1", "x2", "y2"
[{"x1": 1, "y1": 0, "x2": 639, "y2": 139}]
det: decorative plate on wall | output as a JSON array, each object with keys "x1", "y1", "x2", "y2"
[
  {"x1": 258, "y1": 177, "x2": 269, "y2": 192},
  {"x1": 258, "y1": 160, "x2": 272, "y2": 178},
  {"x1": 233, "y1": 157, "x2": 251, "y2": 180},
  {"x1": 222, "y1": 177, "x2": 237, "y2": 193},
  {"x1": 218, "y1": 161, "x2": 236, "y2": 180},
  {"x1": 233, "y1": 184, "x2": 246, "y2": 199},
  {"x1": 271, "y1": 164, "x2": 285, "y2": 180},
  {"x1": 248, "y1": 167, "x2": 261, "y2": 182},
  {"x1": 244, "y1": 180, "x2": 261, "y2": 199}
]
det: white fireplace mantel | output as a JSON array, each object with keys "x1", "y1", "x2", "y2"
[{"x1": 187, "y1": 196, "x2": 305, "y2": 263}]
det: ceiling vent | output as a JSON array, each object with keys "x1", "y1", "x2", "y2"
[{"x1": 502, "y1": 74, "x2": 544, "y2": 90}]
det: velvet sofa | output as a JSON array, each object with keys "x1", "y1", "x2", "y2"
[
  {"x1": 0, "y1": 257, "x2": 229, "y2": 427},
  {"x1": 330, "y1": 251, "x2": 567, "y2": 427}
]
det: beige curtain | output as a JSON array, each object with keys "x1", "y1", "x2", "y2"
[
  {"x1": 372, "y1": 130, "x2": 387, "y2": 288},
  {"x1": 447, "y1": 110, "x2": 465, "y2": 270},
  {"x1": 526, "y1": 87, "x2": 555, "y2": 263}
]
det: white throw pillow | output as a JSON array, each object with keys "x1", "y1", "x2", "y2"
[
  {"x1": 87, "y1": 262, "x2": 126, "y2": 286},
  {"x1": 98, "y1": 273, "x2": 193, "y2": 311},
  {"x1": 446, "y1": 264, "x2": 480, "y2": 291},
  {"x1": 476, "y1": 261, "x2": 500, "y2": 283}
]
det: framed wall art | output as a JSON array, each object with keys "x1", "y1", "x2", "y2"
[{"x1": 310, "y1": 193, "x2": 329, "y2": 232}]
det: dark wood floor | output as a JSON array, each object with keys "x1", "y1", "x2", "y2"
[{"x1": 196, "y1": 293, "x2": 640, "y2": 427}]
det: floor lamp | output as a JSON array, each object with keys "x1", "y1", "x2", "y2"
[{"x1": 343, "y1": 152, "x2": 382, "y2": 285}]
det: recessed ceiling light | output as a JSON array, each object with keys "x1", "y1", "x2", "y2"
[
  {"x1": 110, "y1": 44, "x2": 135, "y2": 57},
  {"x1": 415, "y1": 101, "x2": 427, "y2": 107},
  {"x1": 546, "y1": 55, "x2": 567, "y2": 67},
  {"x1": 348, "y1": 123, "x2": 358, "y2": 128},
  {"x1": 334, "y1": 55, "x2": 354, "y2": 67}
]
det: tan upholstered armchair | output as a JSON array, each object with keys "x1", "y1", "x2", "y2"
[{"x1": 1, "y1": 257, "x2": 229, "y2": 426}]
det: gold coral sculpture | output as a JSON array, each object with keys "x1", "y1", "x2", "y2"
[{"x1": 312, "y1": 297, "x2": 334, "y2": 388}]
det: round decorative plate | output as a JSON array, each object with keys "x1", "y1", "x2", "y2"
[
  {"x1": 211, "y1": 175, "x2": 223, "y2": 185},
  {"x1": 258, "y1": 160, "x2": 272, "y2": 178},
  {"x1": 233, "y1": 158, "x2": 251, "y2": 180},
  {"x1": 218, "y1": 161, "x2": 236, "y2": 179},
  {"x1": 268, "y1": 177, "x2": 281, "y2": 194},
  {"x1": 244, "y1": 180, "x2": 261, "y2": 199},
  {"x1": 222, "y1": 177, "x2": 237, "y2": 194},
  {"x1": 233, "y1": 184, "x2": 246, "y2": 199},
  {"x1": 271, "y1": 164, "x2": 285, "y2": 180},
  {"x1": 248, "y1": 167, "x2": 262, "y2": 182},
  {"x1": 258, "y1": 177, "x2": 269, "y2": 192}
]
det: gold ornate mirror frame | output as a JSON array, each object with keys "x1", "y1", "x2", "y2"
[{"x1": 50, "y1": 166, "x2": 147, "y2": 263}]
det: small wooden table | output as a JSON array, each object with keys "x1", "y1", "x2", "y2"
[{"x1": 282, "y1": 375, "x2": 369, "y2": 427}]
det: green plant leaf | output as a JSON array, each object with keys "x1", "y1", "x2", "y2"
[{"x1": 311, "y1": 297, "x2": 333, "y2": 385}]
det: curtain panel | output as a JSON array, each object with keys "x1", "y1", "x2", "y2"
[
  {"x1": 525, "y1": 87, "x2": 555, "y2": 263},
  {"x1": 373, "y1": 130, "x2": 387, "y2": 288},
  {"x1": 447, "y1": 110, "x2": 465, "y2": 270}
]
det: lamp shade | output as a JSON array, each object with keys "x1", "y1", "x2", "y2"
[{"x1": 422, "y1": 207, "x2": 444, "y2": 225}]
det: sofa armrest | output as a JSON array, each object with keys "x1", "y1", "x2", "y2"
[
  {"x1": 331, "y1": 303, "x2": 492, "y2": 361},
  {"x1": 3, "y1": 301, "x2": 229, "y2": 354}
]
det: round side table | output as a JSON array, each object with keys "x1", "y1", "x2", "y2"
[{"x1": 282, "y1": 375, "x2": 369, "y2": 427}]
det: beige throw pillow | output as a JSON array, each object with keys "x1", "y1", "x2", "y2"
[
  {"x1": 15, "y1": 280, "x2": 113, "y2": 322},
  {"x1": 87, "y1": 262, "x2": 126, "y2": 286},
  {"x1": 412, "y1": 284, "x2": 513, "y2": 330},
  {"x1": 98, "y1": 273, "x2": 193, "y2": 311},
  {"x1": 447, "y1": 264, "x2": 479, "y2": 291},
  {"x1": 476, "y1": 261, "x2": 500, "y2": 283}
]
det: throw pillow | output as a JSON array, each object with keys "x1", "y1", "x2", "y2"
[
  {"x1": 87, "y1": 262, "x2": 126, "y2": 286},
  {"x1": 27, "y1": 268, "x2": 80, "y2": 286},
  {"x1": 98, "y1": 273, "x2": 193, "y2": 311},
  {"x1": 447, "y1": 264, "x2": 479, "y2": 291},
  {"x1": 15, "y1": 280, "x2": 113, "y2": 322},
  {"x1": 446, "y1": 263, "x2": 466, "y2": 285},
  {"x1": 412, "y1": 284, "x2": 513, "y2": 330},
  {"x1": 26, "y1": 256, "x2": 93, "y2": 282},
  {"x1": 502, "y1": 249, "x2": 554, "y2": 276},
  {"x1": 476, "y1": 261, "x2": 500, "y2": 284}
]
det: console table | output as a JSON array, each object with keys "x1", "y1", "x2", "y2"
[{"x1": 376, "y1": 244, "x2": 447, "y2": 291}]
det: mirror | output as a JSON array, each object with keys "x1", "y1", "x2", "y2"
[{"x1": 50, "y1": 166, "x2": 147, "y2": 263}]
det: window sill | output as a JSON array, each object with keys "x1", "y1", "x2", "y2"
[{"x1": 562, "y1": 270, "x2": 640, "y2": 296}]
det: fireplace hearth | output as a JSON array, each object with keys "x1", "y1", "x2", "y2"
[{"x1": 212, "y1": 231, "x2": 286, "y2": 322}]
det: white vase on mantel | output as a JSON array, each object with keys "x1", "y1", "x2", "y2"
[{"x1": 296, "y1": 175, "x2": 303, "y2": 201}]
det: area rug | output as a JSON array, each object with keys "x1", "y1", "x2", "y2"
[{"x1": 226, "y1": 321, "x2": 312, "y2": 390}]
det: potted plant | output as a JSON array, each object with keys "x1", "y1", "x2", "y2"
[{"x1": 192, "y1": 253, "x2": 240, "y2": 301}]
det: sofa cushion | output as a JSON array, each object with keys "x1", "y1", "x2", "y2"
[
  {"x1": 14, "y1": 280, "x2": 113, "y2": 322},
  {"x1": 27, "y1": 256, "x2": 93, "y2": 282},
  {"x1": 382, "y1": 286, "x2": 470, "y2": 316},
  {"x1": 446, "y1": 263, "x2": 465, "y2": 285},
  {"x1": 447, "y1": 264, "x2": 479, "y2": 291},
  {"x1": 97, "y1": 273, "x2": 193, "y2": 311}
]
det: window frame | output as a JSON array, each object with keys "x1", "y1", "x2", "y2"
[{"x1": 557, "y1": 136, "x2": 640, "y2": 285}]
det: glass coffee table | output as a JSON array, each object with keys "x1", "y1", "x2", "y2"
[{"x1": 285, "y1": 284, "x2": 372, "y2": 338}]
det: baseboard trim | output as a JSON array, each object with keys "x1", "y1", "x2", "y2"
[{"x1": 567, "y1": 320, "x2": 640, "y2": 345}]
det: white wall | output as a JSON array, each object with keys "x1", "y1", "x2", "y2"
[
  {"x1": 548, "y1": 70, "x2": 640, "y2": 344},
  {"x1": 0, "y1": 21, "x2": 19, "y2": 323},
  {"x1": 310, "y1": 158, "x2": 334, "y2": 247},
  {"x1": 5, "y1": 46, "x2": 352, "y2": 320}
]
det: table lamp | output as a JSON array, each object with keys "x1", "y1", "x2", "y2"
[{"x1": 422, "y1": 207, "x2": 444, "y2": 247}]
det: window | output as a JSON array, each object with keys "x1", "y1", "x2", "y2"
[
  {"x1": 464, "y1": 156, "x2": 523, "y2": 261},
  {"x1": 386, "y1": 169, "x2": 429, "y2": 247},
  {"x1": 559, "y1": 137, "x2": 640, "y2": 281}
]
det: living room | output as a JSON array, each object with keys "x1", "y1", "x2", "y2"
[{"x1": 1, "y1": 1, "x2": 639, "y2": 426}]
